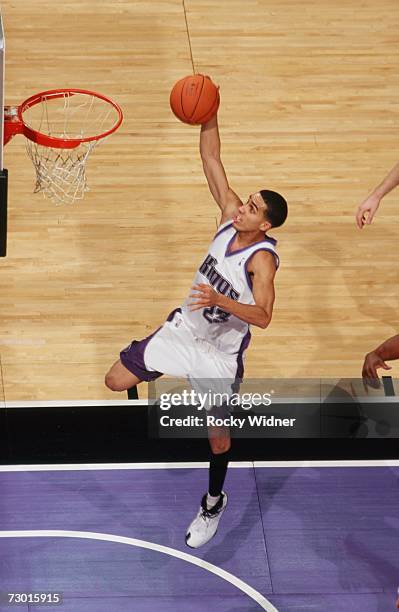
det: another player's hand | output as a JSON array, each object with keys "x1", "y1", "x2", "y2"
[
  {"x1": 356, "y1": 193, "x2": 381, "y2": 229},
  {"x1": 361, "y1": 350, "x2": 391, "y2": 389},
  {"x1": 189, "y1": 284, "x2": 220, "y2": 311}
]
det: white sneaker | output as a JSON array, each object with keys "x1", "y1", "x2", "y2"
[{"x1": 185, "y1": 492, "x2": 228, "y2": 548}]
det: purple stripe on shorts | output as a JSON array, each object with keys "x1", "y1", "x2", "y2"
[
  {"x1": 166, "y1": 307, "x2": 181, "y2": 322},
  {"x1": 235, "y1": 328, "x2": 251, "y2": 382},
  {"x1": 120, "y1": 328, "x2": 163, "y2": 382},
  {"x1": 119, "y1": 309, "x2": 182, "y2": 382}
]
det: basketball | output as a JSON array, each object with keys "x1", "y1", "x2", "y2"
[{"x1": 170, "y1": 74, "x2": 220, "y2": 125}]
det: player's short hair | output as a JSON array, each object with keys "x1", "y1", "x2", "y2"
[{"x1": 260, "y1": 189, "x2": 288, "y2": 228}]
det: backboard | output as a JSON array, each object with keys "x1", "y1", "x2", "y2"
[
  {"x1": 0, "y1": 13, "x2": 7, "y2": 257},
  {"x1": 0, "y1": 13, "x2": 3, "y2": 171}
]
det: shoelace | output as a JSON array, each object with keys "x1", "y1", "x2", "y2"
[
  {"x1": 200, "y1": 502, "x2": 222, "y2": 520},
  {"x1": 201, "y1": 509, "x2": 215, "y2": 520}
]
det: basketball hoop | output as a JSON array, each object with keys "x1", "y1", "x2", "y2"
[{"x1": 4, "y1": 88, "x2": 123, "y2": 205}]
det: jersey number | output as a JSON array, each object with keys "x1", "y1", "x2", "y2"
[
  {"x1": 203, "y1": 306, "x2": 231, "y2": 324},
  {"x1": 203, "y1": 287, "x2": 239, "y2": 324}
]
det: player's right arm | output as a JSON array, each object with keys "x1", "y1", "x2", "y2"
[
  {"x1": 356, "y1": 160, "x2": 399, "y2": 229},
  {"x1": 200, "y1": 115, "x2": 242, "y2": 224}
]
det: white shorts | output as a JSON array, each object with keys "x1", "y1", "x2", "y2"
[{"x1": 120, "y1": 309, "x2": 250, "y2": 398}]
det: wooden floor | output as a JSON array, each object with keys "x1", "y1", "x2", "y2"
[{"x1": 1, "y1": 0, "x2": 399, "y2": 400}]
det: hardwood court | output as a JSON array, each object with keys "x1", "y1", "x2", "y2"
[{"x1": 1, "y1": 0, "x2": 399, "y2": 400}]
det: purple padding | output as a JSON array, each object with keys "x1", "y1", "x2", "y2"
[
  {"x1": 1, "y1": 538, "x2": 262, "y2": 600},
  {"x1": 3, "y1": 465, "x2": 397, "y2": 610},
  {"x1": 255, "y1": 467, "x2": 399, "y2": 594},
  {"x1": 255, "y1": 467, "x2": 399, "y2": 530},
  {"x1": 0, "y1": 468, "x2": 271, "y2": 597},
  {"x1": 269, "y1": 593, "x2": 396, "y2": 612},
  {"x1": 266, "y1": 528, "x2": 399, "y2": 593},
  {"x1": 33, "y1": 595, "x2": 262, "y2": 612}
]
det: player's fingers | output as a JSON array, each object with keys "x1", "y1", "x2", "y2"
[
  {"x1": 357, "y1": 209, "x2": 369, "y2": 229},
  {"x1": 355, "y1": 209, "x2": 364, "y2": 229},
  {"x1": 368, "y1": 364, "x2": 378, "y2": 378},
  {"x1": 362, "y1": 357, "x2": 381, "y2": 388},
  {"x1": 188, "y1": 298, "x2": 208, "y2": 307},
  {"x1": 189, "y1": 304, "x2": 207, "y2": 311},
  {"x1": 192, "y1": 284, "x2": 209, "y2": 294},
  {"x1": 189, "y1": 297, "x2": 206, "y2": 304},
  {"x1": 368, "y1": 377, "x2": 380, "y2": 389},
  {"x1": 363, "y1": 360, "x2": 377, "y2": 379},
  {"x1": 372, "y1": 357, "x2": 391, "y2": 372}
]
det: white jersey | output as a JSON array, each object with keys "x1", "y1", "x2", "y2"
[{"x1": 181, "y1": 220, "x2": 279, "y2": 355}]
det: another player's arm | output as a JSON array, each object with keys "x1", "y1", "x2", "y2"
[
  {"x1": 189, "y1": 251, "x2": 276, "y2": 329},
  {"x1": 356, "y1": 160, "x2": 399, "y2": 228},
  {"x1": 200, "y1": 115, "x2": 242, "y2": 224},
  {"x1": 362, "y1": 335, "x2": 399, "y2": 381}
]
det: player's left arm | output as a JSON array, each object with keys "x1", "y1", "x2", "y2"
[
  {"x1": 189, "y1": 251, "x2": 276, "y2": 329},
  {"x1": 362, "y1": 335, "x2": 398, "y2": 384}
]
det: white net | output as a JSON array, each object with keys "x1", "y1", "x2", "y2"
[
  {"x1": 26, "y1": 140, "x2": 97, "y2": 205},
  {"x1": 22, "y1": 91, "x2": 120, "y2": 205}
]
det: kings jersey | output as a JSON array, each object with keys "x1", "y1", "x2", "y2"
[{"x1": 181, "y1": 220, "x2": 279, "y2": 355}]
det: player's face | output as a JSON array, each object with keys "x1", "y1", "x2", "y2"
[{"x1": 232, "y1": 193, "x2": 271, "y2": 233}]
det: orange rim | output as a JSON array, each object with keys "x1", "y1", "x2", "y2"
[{"x1": 18, "y1": 88, "x2": 123, "y2": 149}]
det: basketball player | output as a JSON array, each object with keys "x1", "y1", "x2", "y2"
[
  {"x1": 356, "y1": 163, "x2": 399, "y2": 387},
  {"x1": 356, "y1": 160, "x2": 399, "y2": 228},
  {"x1": 105, "y1": 113, "x2": 288, "y2": 547},
  {"x1": 362, "y1": 335, "x2": 397, "y2": 388}
]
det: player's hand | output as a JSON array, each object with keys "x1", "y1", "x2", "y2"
[
  {"x1": 361, "y1": 350, "x2": 391, "y2": 389},
  {"x1": 356, "y1": 193, "x2": 381, "y2": 229},
  {"x1": 189, "y1": 284, "x2": 219, "y2": 311}
]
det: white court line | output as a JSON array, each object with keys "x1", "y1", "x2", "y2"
[
  {"x1": 0, "y1": 530, "x2": 279, "y2": 612},
  {"x1": 3, "y1": 400, "x2": 144, "y2": 408},
  {"x1": 4, "y1": 397, "x2": 399, "y2": 408},
  {"x1": 0, "y1": 459, "x2": 399, "y2": 472},
  {"x1": 0, "y1": 462, "x2": 251, "y2": 472},
  {"x1": 254, "y1": 459, "x2": 399, "y2": 468}
]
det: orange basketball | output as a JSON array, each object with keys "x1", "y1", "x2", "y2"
[{"x1": 170, "y1": 74, "x2": 220, "y2": 125}]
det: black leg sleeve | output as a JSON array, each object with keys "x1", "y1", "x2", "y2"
[{"x1": 208, "y1": 450, "x2": 230, "y2": 497}]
